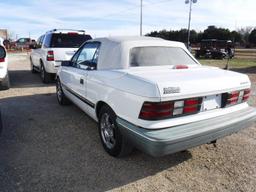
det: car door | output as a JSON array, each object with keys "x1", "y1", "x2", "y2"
[
  {"x1": 83, "y1": 42, "x2": 101, "y2": 107},
  {"x1": 60, "y1": 42, "x2": 100, "y2": 108},
  {"x1": 31, "y1": 35, "x2": 44, "y2": 68}
]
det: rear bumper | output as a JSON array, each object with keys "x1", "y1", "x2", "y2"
[
  {"x1": 0, "y1": 73, "x2": 7, "y2": 81},
  {"x1": 44, "y1": 61, "x2": 59, "y2": 74},
  {"x1": 117, "y1": 107, "x2": 256, "y2": 156},
  {"x1": 0, "y1": 67, "x2": 8, "y2": 79}
]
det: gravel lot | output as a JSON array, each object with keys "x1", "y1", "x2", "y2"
[{"x1": 0, "y1": 53, "x2": 256, "y2": 192}]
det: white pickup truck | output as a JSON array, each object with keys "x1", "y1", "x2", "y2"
[
  {"x1": 56, "y1": 36, "x2": 256, "y2": 157},
  {"x1": 0, "y1": 37, "x2": 9, "y2": 90}
]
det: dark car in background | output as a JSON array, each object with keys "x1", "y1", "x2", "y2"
[
  {"x1": 195, "y1": 39, "x2": 234, "y2": 59},
  {"x1": 14, "y1": 38, "x2": 36, "y2": 50}
]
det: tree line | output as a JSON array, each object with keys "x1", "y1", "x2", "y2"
[{"x1": 146, "y1": 25, "x2": 256, "y2": 48}]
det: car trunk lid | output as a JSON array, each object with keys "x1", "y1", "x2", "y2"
[{"x1": 127, "y1": 66, "x2": 250, "y2": 100}]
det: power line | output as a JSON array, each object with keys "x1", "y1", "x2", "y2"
[
  {"x1": 144, "y1": 0, "x2": 175, "y2": 7},
  {"x1": 90, "y1": 0, "x2": 174, "y2": 21},
  {"x1": 61, "y1": 0, "x2": 176, "y2": 35}
]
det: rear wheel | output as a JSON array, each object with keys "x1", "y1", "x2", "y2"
[
  {"x1": 30, "y1": 57, "x2": 37, "y2": 73},
  {"x1": 98, "y1": 105, "x2": 133, "y2": 157},
  {"x1": 40, "y1": 63, "x2": 52, "y2": 83},
  {"x1": 56, "y1": 78, "x2": 71, "y2": 105},
  {"x1": 0, "y1": 73, "x2": 10, "y2": 90}
]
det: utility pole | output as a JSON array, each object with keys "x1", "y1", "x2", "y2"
[
  {"x1": 140, "y1": 0, "x2": 143, "y2": 36},
  {"x1": 185, "y1": 0, "x2": 197, "y2": 48}
]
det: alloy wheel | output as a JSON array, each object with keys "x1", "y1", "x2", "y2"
[{"x1": 100, "y1": 113, "x2": 116, "y2": 149}]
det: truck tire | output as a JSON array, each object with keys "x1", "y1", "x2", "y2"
[
  {"x1": 30, "y1": 57, "x2": 37, "y2": 73},
  {"x1": 98, "y1": 105, "x2": 133, "y2": 157},
  {"x1": 0, "y1": 73, "x2": 10, "y2": 90},
  {"x1": 56, "y1": 78, "x2": 71, "y2": 105},
  {"x1": 40, "y1": 63, "x2": 52, "y2": 83}
]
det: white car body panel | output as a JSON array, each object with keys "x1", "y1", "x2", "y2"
[
  {"x1": 0, "y1": 37, "x2": 8, "y2": 80},
  {"x1": 124, "y1": 65, "x2": 250, "y2": 99},
  {"x1": 57, "y1": 36, "x2": 251, "y2": 130}
]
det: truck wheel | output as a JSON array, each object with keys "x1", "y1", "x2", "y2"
[
  {"x1": 30, "y1": 58, "x2": 37, "y2": 73},
  {"x1": 98, "y1": 105, "x2": 133, "y2": 157},
  {"x1": 0, "y1": 73, "x2": 10, "y2": 90},
  {"x1": 56, "y1": 78, "x2": 71, "y2": 105},
  {"x1": 40, "y1": 63, "x2": 51, "y2": 83}
]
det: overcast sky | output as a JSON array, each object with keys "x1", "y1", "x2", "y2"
[{"x1": 0, "y1": 0, "x2": 255, "y2": 39}]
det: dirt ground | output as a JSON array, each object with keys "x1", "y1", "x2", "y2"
[{"x1": 0, "y1": 53, "x2": 256, "y2": 192}]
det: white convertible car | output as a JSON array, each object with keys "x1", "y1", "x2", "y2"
[
  {"x1": 56, "y1": 36, "x2": 256, "y2": 157},
  {"x1": 0, "y1": 37, "x2": 9, "y2": 90}
]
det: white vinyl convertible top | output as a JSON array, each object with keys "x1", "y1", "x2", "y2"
[{"x1": 88, "y1": 36, "x2": 190, "y2": 70}]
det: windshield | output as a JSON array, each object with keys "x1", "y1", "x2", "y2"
[
  {"x1": 130, "y1": 46, "x2": 197, "y2": 67},
  {"x1": 50, "y1": 34, "x2": 92, "y2": 48}
]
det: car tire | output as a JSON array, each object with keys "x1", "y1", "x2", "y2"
[
  {"x1": 98, "y1": 105, "x2": 133, "y2": 157},
  {"x1": 40, "y1": 63, "x2": 52, "y2": 83},
  {"x1": 0, "y1": 73, "x2": 10, "y2": 90},
  {"x1": 30, "y1": 57, "x2": 37, "y2": 73},
  {"x1": 56, "y1": 78, "x2": 71, "y2": 105}
]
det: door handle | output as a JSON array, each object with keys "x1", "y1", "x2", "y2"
[{"x1": 80, "y1": 78, "x2": 84, "y2": 84}]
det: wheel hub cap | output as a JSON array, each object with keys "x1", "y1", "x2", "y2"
[{"x1": 100, "y1": 113, "x2": 116, "y2": 149}]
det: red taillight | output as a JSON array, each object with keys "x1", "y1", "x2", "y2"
[
  {"x1": 183, "y1": 106, "x2": 198, "y2": 114},
  {"x1": 243, "y1": 89, "x2": 251, "y2": 101},
  {"x1": 223, "y1": 89, "x2": 251, "y2": 107},
  {"x1": 175, "y1": 98, "x2": 202, "y2": 115},
  {"x1": 68, "y1": 32, "x2": 78, "y2": 35},
  {"x1": 173, "y1": 65, "x2": 188, "y2": 69},
  {"x1": 47, "y1": 50, "x2": 54, "y2": 61},
  {"x1": 139, "y1": 97, "x2": 202, "y2": 120},
  {"x1": 228, "y1": 91, "x2": 239, "y2": 105},
  {"x1": 139, "y1": 101, "x2": 173, "y2": 120},
  {"x1": 184, "y1": 98, "x2": 199, "y2": 105},
  {"x1": 0, "y1": 58, "x2": 5, "y2": 62}
]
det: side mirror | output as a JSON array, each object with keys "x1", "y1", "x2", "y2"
[
  {"x1": 61, "y1": 61, "x2": 72, "y2": 67},
  {"x1": 0, "y1": 46, "x2": 6, "y2": 60},
  {"x1": 81, "y1": 60, "x2": 96, "y2": 70}
]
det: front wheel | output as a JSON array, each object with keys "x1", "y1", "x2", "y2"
[
  {"x1": 56, "y1": 78, "x2": 71, "y2": 105},
  {"x1": 98, "y1": 105, "x2": 133, "y2": 157},
  {"x1": 30, "y1": 58, "x2": 37, "y2": 73}
]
